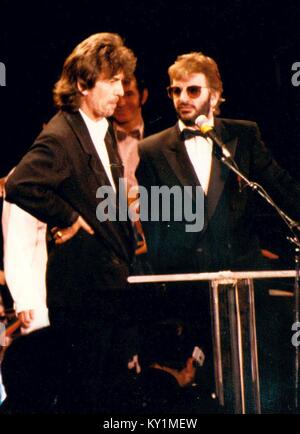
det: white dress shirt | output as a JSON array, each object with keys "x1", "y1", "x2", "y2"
[
  {"x1": 179, "y1": 119, "x2": 213, "y2": 195},
  {"x1": 2, "y1": 200, "x2": 49, "y2": 333},
  {"x1": 79, "y1": 109, "x2": 116, "y2": 191},
  {"x1": 0, "y1": 370, "x2": 6, "y2": 405}
]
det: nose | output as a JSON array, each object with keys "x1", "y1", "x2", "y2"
[
  {"x1": 178, "y1": 88, "x2": 190, "y2": 103},
  {"x1": 117, "y1": 95, "x2": 126, "y2": 107},
  {"x1": 116, "y1": 80, "x2": 124, "y2": 97}
]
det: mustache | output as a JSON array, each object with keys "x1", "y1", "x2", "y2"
[{"x1": 178, "y1": 103, "x2": 195, "y2": 109}]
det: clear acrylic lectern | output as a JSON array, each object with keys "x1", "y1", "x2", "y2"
[{"x1": 128, "y1": 270, "x2": 296, "y2": 414}]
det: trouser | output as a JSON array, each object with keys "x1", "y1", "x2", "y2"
[{"x1": 48, "y1": 289, "x2": 141, "y2": 413}]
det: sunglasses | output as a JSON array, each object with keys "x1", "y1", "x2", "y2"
[{"x1": 167, "y1": 85, "x2": 209, "y2": 99}]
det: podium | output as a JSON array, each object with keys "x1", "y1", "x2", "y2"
[{"x1": 128, "y1": 270, "x2": 296, "y2": 414}]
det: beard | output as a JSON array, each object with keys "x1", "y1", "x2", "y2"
[
  {"x1": 180, "y1": 117, "x2": 196, "y2": 127},
  {"x1": 177, "y1": 99, "x2": 211, "y2": 126}
]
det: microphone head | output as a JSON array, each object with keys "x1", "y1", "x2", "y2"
[{"x1": 195, "y1": 115, "x2": 213, "y2": 134}]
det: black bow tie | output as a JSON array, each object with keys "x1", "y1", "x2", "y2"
[
  {"x1": 181, "y1": 128, "x2": 205, "y2": 141},
  {"x1": 116, "y1": 129, "x2": 141, "y2": 141}
]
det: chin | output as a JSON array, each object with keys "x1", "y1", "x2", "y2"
[
  {"x1": 179, "y1": 113, "x2": 196, "y2": 123},
  {"x1": 106, "y1": 109, "x2": 116, "y2": 118},
  {"x1": 181, "y1": 118, "x2": 195, "y2": 126},
  {"x1": 115, "y1": 116, "x2": 128, "y2": 123}
]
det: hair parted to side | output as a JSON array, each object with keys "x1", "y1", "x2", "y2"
[
  {"x1": 168, "y1": 52, "x2": 225, "y2": 115},
  {"x1": 53, "y1": 33, "x2": 137, "y2": 111}
]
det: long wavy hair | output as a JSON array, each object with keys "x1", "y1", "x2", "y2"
[{"x1": 53, "y1": 33, "x2": 137, "y2": 112}]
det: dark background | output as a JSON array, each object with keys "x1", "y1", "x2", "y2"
[
  {"x1": 0, "y1": 0, "x2": 300, "y2": 413},
  {"x1": 0, "y1": 0, "x2": 300, "y2": 259}
]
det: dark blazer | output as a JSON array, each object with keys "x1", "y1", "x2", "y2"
[
  {"x1": 136, "y1": 118, "x2": 300, "y2": 274},
  {"x1": 5, "y1": 111, "x2": 135, "y2": 308}
]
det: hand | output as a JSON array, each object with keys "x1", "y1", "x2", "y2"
[
  {"x1": 18, "y1": 310, "x2": 35, "y2": 328},
  {"x1": 261, "y1": 249, "x2": 279, "y2": 260},
  {"x1": 51, "y1": 216, "x2": 94, "y2": 245},
  {"x1": 134, "y1": 220, "x2": 148, "y2": 255},
  {"x1": 128, "y1": 354, "x2": 141, "y2": 374}
]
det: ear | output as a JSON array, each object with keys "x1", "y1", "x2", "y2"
[
  {"x1": 141, "y1": 88, "x2": 149, "y2": 105},
  {"x1": 210, "y1": 90, "x2": 220, "y2": 111},
  {"x1": 77, "y1": 81, "x2": 88, "y2": 96}
]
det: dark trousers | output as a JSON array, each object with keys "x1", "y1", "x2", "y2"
[{"x1": 48, "y1": 290, "x2": 141, "y2": 413}]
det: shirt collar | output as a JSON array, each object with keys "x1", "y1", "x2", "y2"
[
  {"x1": 178, "y1": 118, "x2": 214, "y2": 132},
  {"x1": 79, "y1": 109, "x2": 109, "y2": 142}
]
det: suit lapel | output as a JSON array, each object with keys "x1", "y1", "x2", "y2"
[
  {"x1": 162, "y1": 121, "x2": 239, "y2": 229},
  {"x1": 63, "y1": 111, "x2": 114, "y2": 189},
  {"x1": 63, "y1": 111, "x2": 134, "y2": 257},
  {"x1": 104, "y1": 123, "x2": 124, "y2": 191},
  {"x1": 162, "y1": 125, "x2": 202, "y2": 192},
  {"x1": 206, "y1": 118, "x2": 238, "y2": 220}
]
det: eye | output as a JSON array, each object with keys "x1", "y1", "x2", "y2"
[
  {"x1": 109, "y1": 75, "x2": 122, "y2": 84},
  {"x1": 187, "y1": 86, "x2": 202, "y2": 97},
  {"x1": 167, "y1": 86, "x2": 181, "y2": 98}
]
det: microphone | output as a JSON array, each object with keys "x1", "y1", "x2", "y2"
[{"x1": 195, "y1": 115, "x2": 231, "y2": 158}]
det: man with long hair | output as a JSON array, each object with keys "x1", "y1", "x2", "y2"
[{"x1": 5, "y1": 33, "x2": 137, "y2": 412}]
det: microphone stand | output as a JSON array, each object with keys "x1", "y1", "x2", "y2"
[{"x1": 215, "y1": 148, "x2": 300, "y2": 411}]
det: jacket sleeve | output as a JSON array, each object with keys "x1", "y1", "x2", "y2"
[
  {"x1": 5, "y1": 136, "x2": 79, "y2": 228},
  {"x1": 249, "y1": 123, "x2": 300, "y2": 222}
]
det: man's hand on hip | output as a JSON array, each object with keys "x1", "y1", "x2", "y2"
[{"x1": 51, "y1": 216, "x2": 94, "y2": 245}]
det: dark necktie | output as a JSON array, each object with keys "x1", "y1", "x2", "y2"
[
  {"x1": 181, "y1": 128, "x2": 205, "y2": 141},
  {"x1": 104, "y1": 130, "x2": 124, "y2": 190},
  {"x1": 116, "y1": 129, "x2": 141, "y2": 142}
]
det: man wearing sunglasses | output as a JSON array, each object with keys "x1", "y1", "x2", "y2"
[
  {"x1": 136, "y1": 51, "x2": 300, "y2": 275},
  {"x1": 136, "y1": 52, "x2": 300, "y2": 412}
]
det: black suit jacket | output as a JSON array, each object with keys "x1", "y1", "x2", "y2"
[
  {"x1": 5, "y1": 111, "x2": 135, "y2": 308},
  {"x1": 136, "y1": 118, "x2": 300, "y2": 274}
]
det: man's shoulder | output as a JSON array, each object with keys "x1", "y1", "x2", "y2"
[
  {"x1": 40, "y1": 111, "x2": 72, "y2": 133},
  {"x1": 217, "y1": 117, "x2": 259, "y2": 132},
  {"x1": 34, "y1": 111, "x2": 77, "y2": 145},
  {"x1": 139, "y1": 125, "x2": 178, "y2": 152}
]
